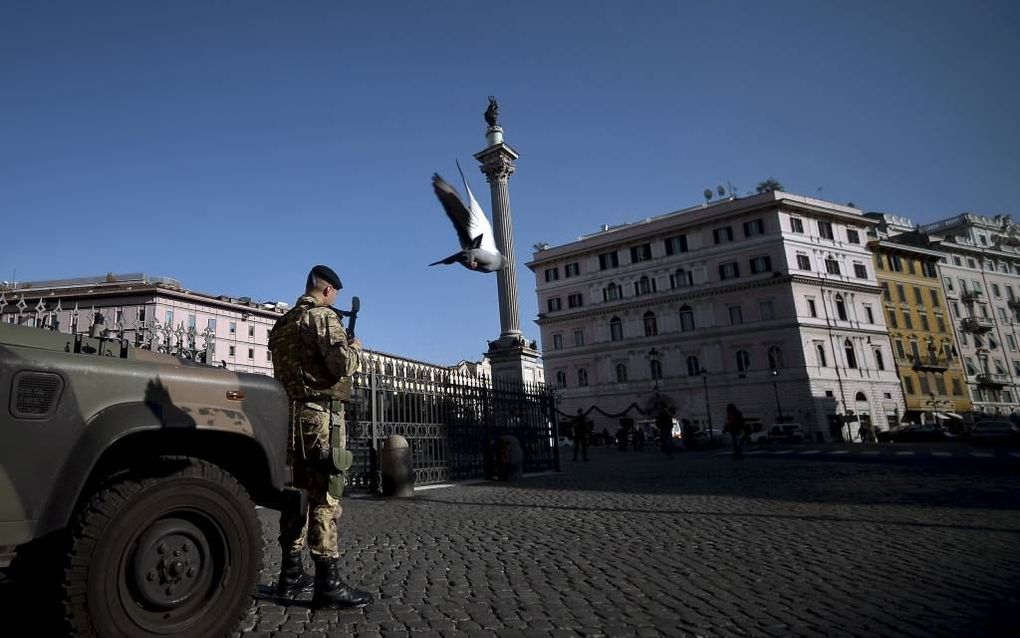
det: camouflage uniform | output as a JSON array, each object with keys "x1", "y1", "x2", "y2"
[{"x1": 269, "y1": 294, "x2": 361, "y2": 560}]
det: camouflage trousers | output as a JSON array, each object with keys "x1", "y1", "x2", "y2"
[{"x1": 279, "y1": 402, "x2": 346, "y2": 560}]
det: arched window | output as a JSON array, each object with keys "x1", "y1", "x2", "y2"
[
  {"x1": 610, "y1": 316, "x2": 623, "y2": 341},
  {"x1": 736, "y1": 350, "x2": 750, "y2": 375},
  {"x1": 635, "y1": 276, "x2": 655, "y2": 296},
  {"x1": 603, "y1": 283, "x2": 621, "y2": 301},
  {"x1": 643, "y1": 311, "x2": 658, "y2": 337},
  {"x1": 816, "y1": 343, "x2": 828, "y2": 367},
  {"x1": 835, "y1": 294, "x2": 848, "y2": 321},
  {"x1": 577, "y1": 368, "x2": 589, "y2": 387},
  {"x1": 615, "y1": 363, "x2": 628, "y2": 383},
  {"x1": 767, "y1": 346, "x2": 784, "y2": 370},
  {"x1": 844, "y1": 339, "x2": 858, "y2": 368},
  {"x1": 874, "y1": 349, "x2": 885, "y2": 371},
  {"x1": 670, "y1": 268, "x2": 692, "y2": 289},
  {"x1": 855, "y1": 391, "x2": 867, "y2": 402},
  {"x1": 679, "y1": 305, "x2": 695, "y2": 331},
  {"x1": 555, "y1": 370, "x2": 567, "y2": 388},
  {"x1": 687, "y1": 355, "x2": 701, "y2": 376},
  {"x1": 650, "y1": 359, "x2": 662, "y2": 380}
]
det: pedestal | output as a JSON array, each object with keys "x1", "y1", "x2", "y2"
[{"x1": 485, "y1": 335, "x2": 543, "y2": 386}]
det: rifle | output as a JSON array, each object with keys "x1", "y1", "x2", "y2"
[{"x1": 330, "y1": 296, "x2": 360, "y2": 340}]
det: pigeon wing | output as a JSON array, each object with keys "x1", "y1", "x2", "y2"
[
  {"x1": 432, "y1": 174, "x2": 474, "y2": 249},
  {"x1": 457, "y1": 162, "x2": 499, "y2": 254}
]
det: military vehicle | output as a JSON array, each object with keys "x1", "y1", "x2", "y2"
[{"x1": 0, "y1": 319, "x2": 294, "y2": 637}]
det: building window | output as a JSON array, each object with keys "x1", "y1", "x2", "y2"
[
  {"x1": 918, "y1": 375, "x2": 930, "y2": 395},
  {"x1": 166, "y1": 310, "x2": 174, "y2": 325},
  {"x1": 936, "y1": 315, "x2": 946, "y2": 333},
  {"x1": 920, "y1": 314, "x2": 930, "y2": 331},
  {"x1": 895, "y1": 339, "x2": 905, "y2": 359},
  {"x1": 818, "y1": 221, "x2": 834, "y2": 240},
  {"x1": 825, "y1": 256, "x2": 841, "y2": 275},
  {"x1": 922, "y1": 261, "x2": 938, "y2": 277},
  {"x1": 903, "y1": 377, "x2": 915, "y2": 395},
  {"x1": 875, "y1": 349, "x2": 885, "y2": 370},
  {"x1": 207, "y1": 318, "x2": 217, "y2": 331},
  {"x1": 574, "y1": 330, "x2": 584, "y2": 347},
  {"x1": 577, "y1": 368, "x2": 589, "y2": 387},
  {"x1": 555, "y1": 371, "x2": 567, "y2": 388},
  {"x1": 565, "y1": 262, "x2": 580, "y2": 277},
  {"x1": 634, "y1": 276, "x2": 656, "y2": 296},
  {"x1": 603, "y1": 283, "x2": 621, "y2": 301},
  {"x1": 610, "y1": 317, "x2": 623, "y2": 341},
  {"x1": 650, "y1": 359, "x2": 662, "y2": 380},
  {"x1": 679, "y1": 306, "x2": 695, "y2": 331},
  {"x1": 670, "y1": 268, "x2": 692, "y2": 289},
  {"x1": 930, "y1": 290, "x2": 941, "y2": 307},
  {"x1": 137, "y1": 306, "x2": 147, "y2": 322},
  {"x1": 797, "y1": 254, "x2": 811, "y2": 270},
  {"x1": 881, "y1": 283, "x2": 891, "y2": 301},
  {"x1": 767, "y1": 346, "x2": 784, "y2": 370},
  {"x1": 229, "y1": 321, "x2": 236, "y2": 335},
  {"x1": 630, "y1": 244, "x2": 652, "y2": 263},
  {"x1": 248, "y1": 348, "x2": 254, "y2": 360},
  {"x1": 248, "y1": 324, "x2": 255, "y2": 337},
  {"x1": 760, "y1": 300, "x2": 775, "y2": 320},
  {"x1": 912, "y1": 287, "x2": 923, "y2": 305},
  {"x1": 599, "y1": 252, "x2": 619, "y2": 270},
  {"x1": 993, "y1": 283, "x2": 1002, "y2": 298},
  {"x1": 944, "y1": 277, "x2": 954, "y2": 293},
  {"x1": 719, "y1": 262, "x2": 740, "y2": 280},
  {"x1": 896, "y1": 284, "x2": 907, "y2": 302},
  {"x1": 266, "y1": 351, "x2": 272, "y2": 362},
  {"x1": 887, "y1": 309, "x2": 898, "y2": 328},
  {"x1": 844, "y1": 339, "x2": 857, "y2": 368},
  {"x1": 846, "y1": 229, "x2": 860, "y2": 244},
  {"x1": 713, "y1": 226, "x2": 734, "y2": 244},
  {"x1": 729, "y1": 306, "x2": 743, "y2": 325},
  {"x1": 790, "y1": 217, "x2": 804, "y2": 233},
  {"x1": 890, "y1": 255, "x2": 903, "y2": 272},
  {"x1": 816, "y1": 343, "x2": 827, "y2": 367},
  {"x1": 902, "y1": 312, "x2": 913, "y2": 330},
  {"x1": 229, "y1": 345, "x2": 236, "y2": 357},
  {"x1": 743, "y1": 219, "x2": 764, "y2": 237},
  {"x1": 864, "y1": 305, "x2": 874, "y2": 323},
  {"x1": 951, "y1": 378, "x2": 963, "y2": 395},
  {"x1": 835, "y1": 295, "x2": 848, "y2": 321},
  {"x1": 568, "y1": 293, "x2": 583, "y2": 308},
  {"x1": 643, "y1": 311, "x2": 658, "y2": 336},
  {"x1": 687, "y1": 356, "x2": 701, "y2": 376},
  {"x1": 1008, "y1": 335, "x2": 1017, "y2": 352},
  {"x1": 736, "y1": 350, "x2": 750, "y2": 375},
  {"x1": 807, "y1": 298, "x2": 817, "y2": 318},
  {"x1": 547, "y1": 297, "x2": 561, "y2": 312},
  {"x1": 853, "y1": 263, "x2": 867, "y2": 278},
  {"x1": 665, "y1": 235, "x2": 688, "y2": 255},
  {"x1": 552, "y1": 334, "x2": 562, "y2": 350},
  {"x1": 615, "y1": 363, "x2": 628, "y2": 383},
  {"x1": 544, "y1": 268, "x2": 559, "y2": 282},
  {"x1": 750, "y1": 256, "x2": 772, "y2": 274}
]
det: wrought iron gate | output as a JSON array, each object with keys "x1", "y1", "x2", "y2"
[{"x1": 345, "y1": 352, "x2": 558, "y2": 491}]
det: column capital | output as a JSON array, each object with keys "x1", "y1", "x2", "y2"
[{"x1": 474, "y1": 142, "x2": 519, "y2": 182}]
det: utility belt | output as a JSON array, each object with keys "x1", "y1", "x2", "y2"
[{"x1": 292, "y1": 396, "x2": 354, "y2": 498}]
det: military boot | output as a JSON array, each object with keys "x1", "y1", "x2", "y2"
[
  {"x1": 275, "y1": 551, "x2": 314, "y2": 597},
  {"x1": 311, "y1": 557, "x2": 373, "y2": 609}
]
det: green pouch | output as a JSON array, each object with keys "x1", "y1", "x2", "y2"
[
  {"x1": 331, "y1": 447, "x2": 354, "y2": 474},
  {"x1": 328, "y1": 473, "x2": 346, "y2": 499}
]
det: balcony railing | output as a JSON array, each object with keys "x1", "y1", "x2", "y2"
[
  {"x1": 961, "y1": 316, "x2": 995, "y2": 333},
  {"x1": 913, "y1": 356, "x2": 950, "y2": 372},
  {"x1": 961, "y1": 290, "x2": 984, "y2": 304},
  {"x1": 976, "y1": 372, "x2": 1010, "y2": 387}
]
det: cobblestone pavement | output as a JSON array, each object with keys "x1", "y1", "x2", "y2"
[{"x1": 241, "y1": 446, "x2": 1020, "y2": 637}]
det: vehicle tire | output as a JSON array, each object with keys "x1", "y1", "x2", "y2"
[{"x1": 63, "y1": 457, "x2": 261, "y2": 638}]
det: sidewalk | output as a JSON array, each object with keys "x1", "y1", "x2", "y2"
[{"x1": 245, "y1": 447, "x2": 1019, "y2": 637}]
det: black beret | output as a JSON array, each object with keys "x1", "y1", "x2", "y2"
[{"x1": 308, "y1": 264, "x2": 342, "y2": 290}]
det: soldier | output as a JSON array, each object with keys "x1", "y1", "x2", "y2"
[
  {"x1": 571, "y1": 409, "x2": 589, "y2": 462},
  {"x1": 268, "y1": 265, "x2": 372, "y2": 609}
]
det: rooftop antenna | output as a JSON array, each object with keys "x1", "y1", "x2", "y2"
[{"x1": 703, "y1": 188, "x2": 713, "y2": 206}]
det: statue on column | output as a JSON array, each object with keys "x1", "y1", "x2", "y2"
[{"x1": 484, "y1": 96, "x2": 499, "y2": 128}]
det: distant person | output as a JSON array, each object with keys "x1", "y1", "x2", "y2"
[
  {"x1": 656, "y1": 407, "x2": 675, "y2": 456},
  {"x1": 724, "y1": 403, "x2": 746, "y2": 459},
  {"x1": 601, "y1": 427, "x2": 612, "y2": 447},
  {"x1": 571, "y1": 409, "x2": 589, "y2": 461}
]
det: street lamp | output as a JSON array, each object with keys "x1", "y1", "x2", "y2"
[
  {"x1": 699, "y1": 368, "x2": 713, "y2": 440},
  {"x1": 770, "y1": 368, "x2": 784, "y2": 422}
]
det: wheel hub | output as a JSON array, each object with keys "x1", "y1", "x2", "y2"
[{"x1": 131, "y1": 518, "x2": 209, "y2": 609}]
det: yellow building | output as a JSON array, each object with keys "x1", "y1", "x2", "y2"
[{"x1": 870, "y1": 237, "x2": 973, "y2": 427}]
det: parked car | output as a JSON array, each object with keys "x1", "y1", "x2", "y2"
[
  {"x1": 876, "y1": 423, "x2": 955, "y2": 443},
  {"x1": 751, "y1": 423, "x2": 805, "y2": 444},
  {"x1": 969, "y1": 421, "x2": 1020, "y2": 445}
]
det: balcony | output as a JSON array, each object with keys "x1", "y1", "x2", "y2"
[
  {"x1": 912, "y1": 356, "x2": 950, "y2": 372},
  {"x1": 961, "y1": 316, "x2": 995, "y2": 333},
  {"x1": 976, "y1": 372, "x2": 1010, "y2": 387},
  {"x1": 961, "y1": 290, "x2": 984, "y2": 304}
]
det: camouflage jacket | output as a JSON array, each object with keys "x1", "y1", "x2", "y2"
[{"x1": 268, "y1": 295, "x2": 362, "y2": 402}]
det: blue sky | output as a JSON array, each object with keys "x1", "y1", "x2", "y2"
[{"x1": 2, "y1": 1, "x2": 1018, "y2": 365}]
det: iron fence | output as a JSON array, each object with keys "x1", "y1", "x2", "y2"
[{"x1": 346, "y1": 352, "x2": 558, "y2": 491}]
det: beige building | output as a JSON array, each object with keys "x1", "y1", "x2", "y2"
[{"x1": 528, "y1": 191, "x2": 905, "y2": 442}]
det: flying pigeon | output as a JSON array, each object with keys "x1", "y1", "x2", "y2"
[{"x1": 429, "y1": 163, "x2": 508, "y2": 273}]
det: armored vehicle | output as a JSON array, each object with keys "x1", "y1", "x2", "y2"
[{"x1": 0, "y1": 320, "x2": 293, "y2": 637}]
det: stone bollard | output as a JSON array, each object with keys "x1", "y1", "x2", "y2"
[
  {"x1": 379, "y1": 435, "x2": 414, "y2": 497},
  {"x1": 495, "y1": 435, "x2": 523, "y2": 481}
]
